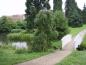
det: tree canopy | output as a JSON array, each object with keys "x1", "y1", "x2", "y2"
[
  {"x1": 53, "y1": 0, "x2": 62, "y2": 11},
  {"x1": 25, "y1": 0, "x2": 50, "y2": 31},
  {"x1": 65, "y1": 0, "x2": 82, "y2": 27}
]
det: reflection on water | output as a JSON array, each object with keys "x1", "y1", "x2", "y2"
[
  {"x1": 0, "y1": 34, "x2": 28, "y2": 49},
  {"x1": 12, "y1": 42, "x2": 28, "y2": 49}
]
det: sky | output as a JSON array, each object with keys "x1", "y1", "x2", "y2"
[{"x1": 0, "y1": 0, "x2": 86, "y2": 17}]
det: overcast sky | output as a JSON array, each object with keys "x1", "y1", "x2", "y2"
[{"x1": 0, "y1": 0, "x2": 86, "y2": 17}]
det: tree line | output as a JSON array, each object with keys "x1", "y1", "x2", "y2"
[
  {"x1": 25, "y1": 0, "x2": 86, "y2": 28},
  {"x1": 0, "y1": 0, "x2": 86, "y2": 52}
]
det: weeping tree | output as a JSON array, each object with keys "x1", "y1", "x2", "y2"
[
  {"x1": 82, "y1": 4, "x2": 86, "y2": 24},
  {"x1": 65, "y1": 0, "x2": 82, "y2": 27},
  {"x1": 53, "y1": 0, "x2": 62, "y2": 11},
  {"x1": 25, "y1": 0, "x2": 50, "y2": 31},
  {"x1": 32, "y1": 10, "x2": 54, "y2": 52}
]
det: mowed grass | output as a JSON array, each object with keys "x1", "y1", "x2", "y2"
[
  {"x1": 56, "y1": 51, "x2": 86, "y2": 65},
  {"x1": 56, "y1": 30, "x2": 86, "y2": 65},
  {"x1": 70, "y1": 24, "x2": 86, "y2": 36},
  {"x1": 0, "y1": 48, "x2": 51, "y2": 65}
]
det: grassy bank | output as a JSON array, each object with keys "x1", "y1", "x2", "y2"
[
  {"x1": 56, "y1": 51, "x2": 86, "y2": 65},
  {"x1": 0, "y1": 47, "x2": 52, "y2": 65},
  {"x1": 56, "y1": 33, "x2": 86, "y2": 65},
  {"x1": 70, "y1": 24, "x2": 86, "y2": 36}
]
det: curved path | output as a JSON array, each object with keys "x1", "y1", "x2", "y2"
[
  {"x1": 16, "y1": 29, "x2": 86, "y2": 65},
  {"x1": 16, "y1": 41, "x2": 73, "y2": 65}
]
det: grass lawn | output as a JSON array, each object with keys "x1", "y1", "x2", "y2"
[
  {"x1": 70, "y1": 24, "x2": 86, "y2": 36},
  {"x1": 0, "y1": 48, "x2": 51, "y2": 65},
  {"x1": 56, "y1": 51, "x2": 86, "y2": 65},
  {"x1": 56, "y1": 31, "x2": 86, "y2": 65}
]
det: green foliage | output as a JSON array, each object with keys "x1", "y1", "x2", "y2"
[
  {"x1": 15, "y1": 21, "x2": 27, "y2": 29},
  {"x1": 48, "y1": 31, "x2": 58, "y2": 40},
  {"x1": 25, "y1": 0, "x2": 50, "y2": 31},
  {"x1": 77, "y1": 35, "x2": 86, "y2": 50},
  {"x1": 0, "y1": 16, "x2": 15, "y2": 33},
  {"x1": 35, "y1": 10, "x2": 53, "y2": 34},
  {"x1": 65, "y1": 0, "x2": 82, "y2": 27},
  {"x1": 82, "y1": 4, "x2": 86, "y2": 24},
  {"x1": 32, "y1": 32, "x2": 50, "y2": 52},
  {"x1": 53, "y1": 11, "x2": 69, "y2": 39},
  {"x1": 0, "y1": 16, "x2": 27, "y2": 33},
  {"x1": 53, "y1": 0, "x2": 62, "y2": 11},
  {"x1": 51, "y1": 40, "x2": 62, "y2": 50},
  {"x1": 7, "y1": 33, "x2": 33, "y2": 42},
  {"x1": 32, "y1": 10, "x2": 54, "y2": 51},
  {"x1": 0, "y1": 44, "x2": 12, "y2": 49},
  {"x1": 69, "y1": 14, "x2": 83, "y2": 27}
]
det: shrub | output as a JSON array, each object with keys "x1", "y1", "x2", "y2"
[
  {"x1": 15, "y1": 21, "x2": 27, "y2": 29},
  {"x1": 77, "y1": 35, "x2": 86, "y2": 50},
  {"x1": 51, "y1": 41, "x2": 62, "y2": 50},
  {"x1": 0, "y1": 16, "x2": 15, "y2": 33},
  {"x1": 0, "y1": 44, "x2": 14, "y2": 49},
  {"x1": 53, "y1": 11, "x2": 69, "y2": 39},
  {"x1": 32, "y1": 32, "x2": 50, "y2": 52},
  {"x1": 7, "y1": 33, "x2": 33, "y2": 42},
  {"x1": 48, "y1": 31, "x2": 58, "y2": 40}
]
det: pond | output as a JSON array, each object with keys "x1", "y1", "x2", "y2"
[{"x1": 0, "y1": 34, "x2": 28, "y2": 49}]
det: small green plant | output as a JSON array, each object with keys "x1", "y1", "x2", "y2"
[{"x1": 51, "y1": 40, "x2": 62, "y2": 50}]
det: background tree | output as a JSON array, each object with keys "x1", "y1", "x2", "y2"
[
  {"x1": 25, "y1": 0, "x2": 50, "y2": 31},
  {"x1": 65, "y1": 0, "x2": 82, "y2": 27},
  {"x1": 82, "y1": 4, "x2": 86, "y2": 24},
  {"x1": 53, "y1": 0, "x2": 62, "y2": 11},
  {"x1": 25, "y1": 0, "x2": 36, "y2": 31},
  {"x1": 0, "y1": 16, "x2": 14, "y2": 33}
]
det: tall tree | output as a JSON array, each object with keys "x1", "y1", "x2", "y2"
[
  {"x1": 53, "y1": 0, "x2": 62, "y2": 11},
  {"x1": 25, "y1": 0, "x2": 50, "y2": 31},
  {"x1": 32, "y1": 10, "x2": 53, "y2": 51},
  {"x1": 65, "y1": 0, "x2": 82, "y2": 27},
  {"x1": 25, "y1": 0, "x2": 35, "y2": 31},
  {"x1": 82, "y1": 4, "x2": 86, "y2": 24}
]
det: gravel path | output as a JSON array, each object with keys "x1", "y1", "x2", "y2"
[{"x1": 16, "y1": 41, "x2": 73, "y2": 65}]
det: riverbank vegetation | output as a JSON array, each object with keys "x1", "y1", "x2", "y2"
[
  {"x1": 0, "y1": 0, "x2": 86, "y2": 65},
  {"x1": 0, "y1": 46, "x2": 52, "y2": 65}
]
